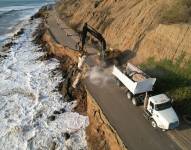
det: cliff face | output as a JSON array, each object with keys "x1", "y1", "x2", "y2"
[{"x1": 57, "y1": 0, "x2": 191, "y2": 64}]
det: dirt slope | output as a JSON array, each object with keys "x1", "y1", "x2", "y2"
[{"x1": 56, "y1": 0, "x2": 191, "y2": 64}]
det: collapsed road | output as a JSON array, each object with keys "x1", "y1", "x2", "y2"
[{"x1": 46, "y1": 9, "x2": 181, "y2": 150}]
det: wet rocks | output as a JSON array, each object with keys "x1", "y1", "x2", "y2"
[
  {"x1": 48, "y1": 115, "x2": 56, "y2": 121},
  {"x1": 48, "y1": 108, "x2": 66, "y2": 122},
  {"x1": 33, "y1": 23, "x2": 46, "y2": 45},
  {"x1": 60, "y1": 108, "x2": 66, "y2": 113},
  {"x1": 15, "y1": 28, "x2": 25, "y2": 37},
  {"x1": 3, "y1": 41, "x2": 15, "y2": 49},
  {"x1": 63, "y1": 132, "x2": 70, "y2": 140},
  {"x1": 0, "y1": 28, "x2": 25, "y2": 59},
  {"x1": 53, "y1": 110, "x2": 61, "y2": 115}
]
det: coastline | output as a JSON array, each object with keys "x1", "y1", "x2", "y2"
[
  {"x1": 0, "y1": 6, "x2": 43, "y2": 57},
  {"x1": 0, "y1": 3, "x2": 44, "y2": 47},
  {"x1": 40, "y1": 4, "x2": 128, "y2": 150},
  {"x1": 0, "y1": 4, "x2": 89, "y2": 149}
]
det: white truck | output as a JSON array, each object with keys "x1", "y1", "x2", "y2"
[{"x1": 112, "y1": 63, "x2": 179, "y2": 130}]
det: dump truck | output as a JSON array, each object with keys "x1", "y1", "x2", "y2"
[{"x1": 112, "y1": 63, "x2": 179, "y2": 130}]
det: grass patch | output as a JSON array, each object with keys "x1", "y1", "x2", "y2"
[
  {"x1": 140, "y1": 56, "x2": 191, "y2": 115},
  {"x1": 161, "y1": 0, "x2": 191, "y2": 24}
]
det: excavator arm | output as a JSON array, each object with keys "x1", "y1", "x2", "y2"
[{"x1": 81, "y1": 23, "x2": 106, "y2": 59}]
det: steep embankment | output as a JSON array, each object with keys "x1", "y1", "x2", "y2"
[
  {"x1": 43, "y1": 26, "x2": 127, "y2": 150},
  {"x1": 86, "y1": 91, "x2": 127, "y2": 150},
  {"x1": 56, "y1": 0, "x2": 191, "y2": 64}
]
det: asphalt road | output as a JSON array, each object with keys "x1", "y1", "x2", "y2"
[
  {"x1": 84, "y1": 72, "x2": 180, "y2": 150},
  {"x1": 47, "y1": 10, "x2": 181, "y2": 150}
]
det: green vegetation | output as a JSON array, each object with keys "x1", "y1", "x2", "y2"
[
  {"x1": 161, "y1": 0, "x2": 191, "y2": 24},
  {"x1": 140, "y1": 55, "x2": 191, "y2": 115}
]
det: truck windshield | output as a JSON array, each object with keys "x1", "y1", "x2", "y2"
[{"x1": 155, "y1": 101, "x2": 171, "y2": 111}]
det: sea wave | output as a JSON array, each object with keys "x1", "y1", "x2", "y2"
[
  {"x1": 0, "y1": 5, "x2": 41, "y2": 12},
  {"x1": 0, "y1": 20, "x2": 29, "y2": 45},
  {"x1": 0, "y1": 35, "x2": 7, "y2": 43},
  {"x1": 0, "y1": 5, "x2": 42, "y2": 19},
  {"x1": 0, "y1": 18, "x2": 88, "y2": 150},
  {"x1": 0, "y1": 8, "x2": 34, "y2": 19},
  {"x1": 0, "y1": 6, "x2": 40, "y2": 45}
]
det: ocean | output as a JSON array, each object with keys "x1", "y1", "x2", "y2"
[
  {"x1": 0, "y1": 0, "x2": 53, "y2": 45},
  {"x1": 0, "y1": 0, "x2": 88, "y2": 149}
]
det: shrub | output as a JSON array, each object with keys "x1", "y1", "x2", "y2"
[{"x1": 140, "y1": 55, "x2": 191, "y2": 115}]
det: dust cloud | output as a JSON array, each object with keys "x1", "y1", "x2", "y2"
[{"x1": 88, "y1": 66, "x2": 113, "y2": 87}]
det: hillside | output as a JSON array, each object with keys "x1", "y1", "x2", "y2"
[{"x1": 56, "y1": 0, "x2": 191, "y2": 115}]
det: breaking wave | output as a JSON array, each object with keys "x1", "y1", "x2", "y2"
[
  {"x1": 0, "y1": 18, "x2": 88, "y2": 150},
  {"x1": 0, "y1": 5, "x2": 39, "y2": 12},
  {"x1": 0, "y1": 8, "x2": 34, "y2": 19}
]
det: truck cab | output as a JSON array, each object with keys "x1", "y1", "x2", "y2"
[{"x1": 146, "y1": 94, "x2": 179, "y2": 130}]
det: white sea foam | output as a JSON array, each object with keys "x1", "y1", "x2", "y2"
[
  {"x1": 0, "y1": 35, "x2": 8, "y2": 42},
  {"x1": 0, "y1": 6, "x2": 41, "y2": 46},
  {"x1": 0, "y1": 18, "x2": 88, "y2": 150},
  {"x1": 0, "y1": 5, "x2": 40, "y2": 12}
]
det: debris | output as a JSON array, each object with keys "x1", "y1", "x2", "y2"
[
  {"x1": 78, "y1": 55, "x2": 86, "y2": 70},
  {"x1": 72, "y1": 72, "x2": 82, "y2": 88}
]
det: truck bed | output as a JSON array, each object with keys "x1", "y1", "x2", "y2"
[{"x1": 112, "y1": 64, "x2": 156, "y2": 95}]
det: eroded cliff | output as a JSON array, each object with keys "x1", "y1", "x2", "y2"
[
  {"x1": 86, "y1": 91, "x2": 126, "y2": 150},
  {"x1": 56, "y1": 0, "x2": 191, "y2": 64},
  {"x1": 42, "y1": 26, "x2": 126, "y2": 149}
]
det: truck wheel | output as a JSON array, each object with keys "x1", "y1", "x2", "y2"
[
  {"x1": 151, "y1": 119, "x2": 157, "y2": 128},
  {"x1": 132, "y1": 97, "x2": 138, "y2": 106},
  {"x1": 127, "y1": 92, "x2": 132, "y2": 100}
]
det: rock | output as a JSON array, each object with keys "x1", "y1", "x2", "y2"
[
  {"x1": 63, "y1": 132, "x2": 70, "y2": 140},
  {"x1": 3, "y1": 41, "x2": 15, "y2": 49},
  {"x1": 31, "y1": 4, "x2": 54, "y2": 19},
  {"x1": 14, "y1": 28, "x2": 25, "y2": 37},
  {"x1": 61, "y1": 82, "x2": 68, "y2": 97},
  {"x1": 60, "y1": 108, "x2": 66, "y2": 113},
  {"x1": 48, "y1": 115, "x2": 56, "y2": 121},
  {"x1": 33, "y1": 23, "x2": 46, "y2": 45},
  {"x1": 53, "y1": 110, "x2": 61, "y2": 115}
]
